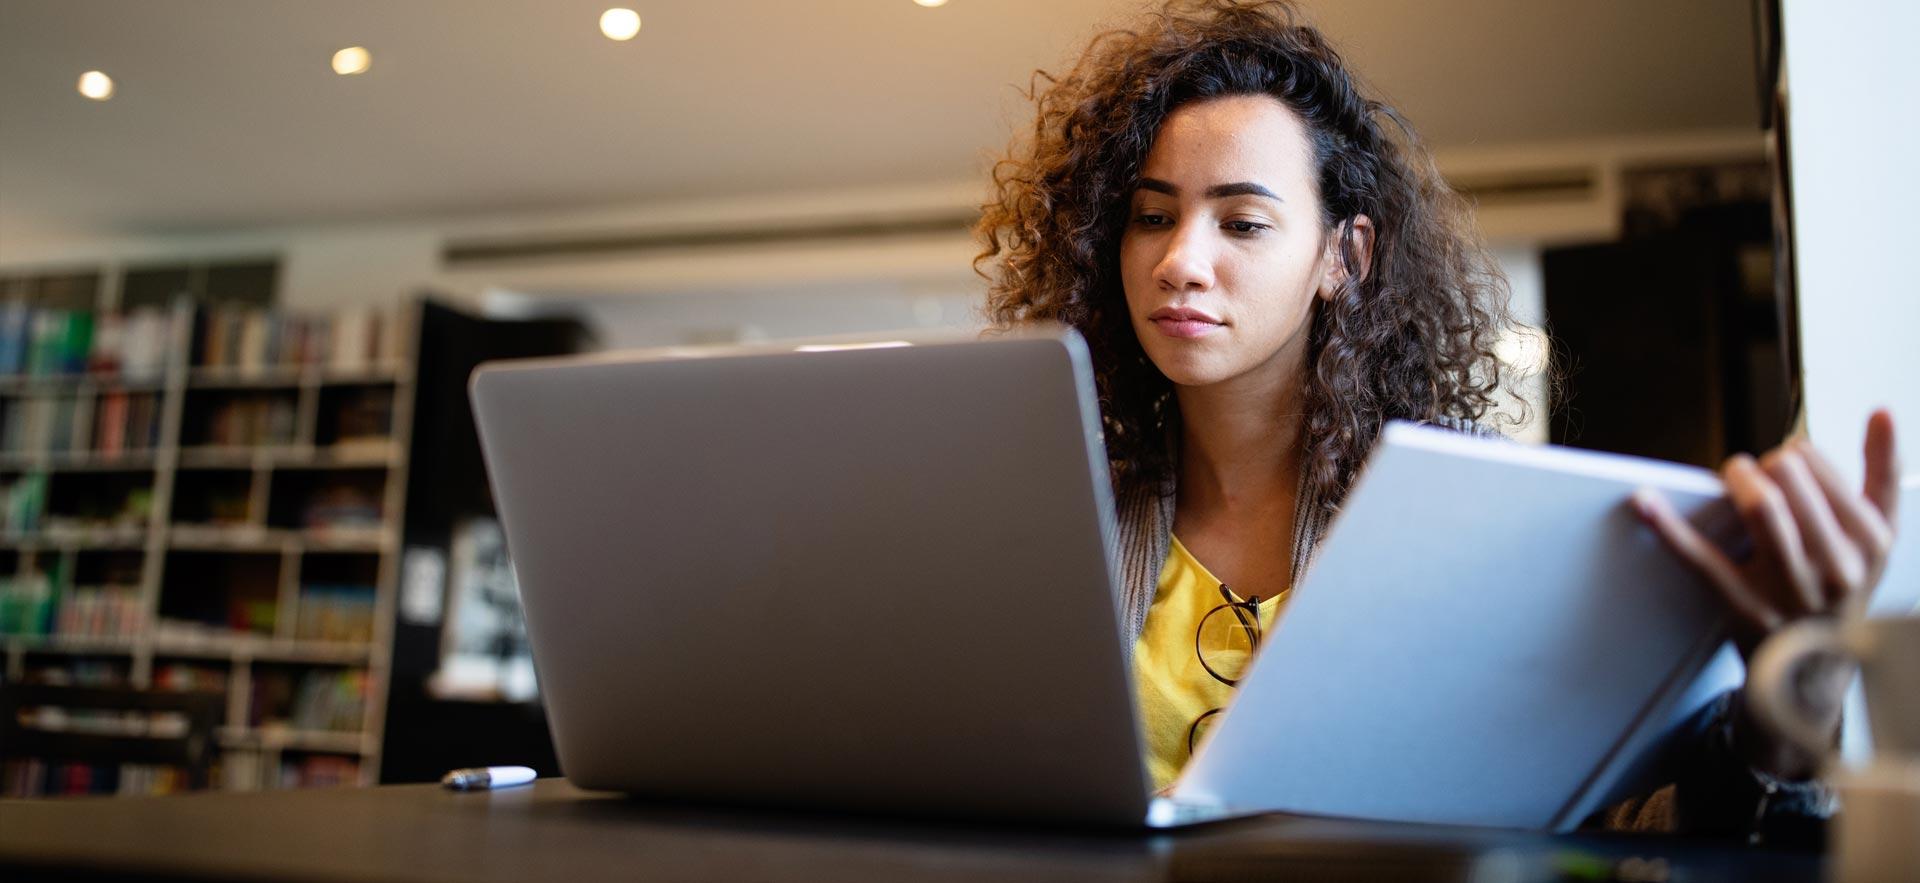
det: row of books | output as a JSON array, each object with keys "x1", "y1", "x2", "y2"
[
  {"x1": 1, "y1": 581, "x2": 147, "y2": 640},
  {"x1": 251, "y1": 669, "x2": 368, "y2": 732},
  {"x1": 197, "y1": 396, "x2": 297, "y2": 447},
  {"x1": 153, "y1": 662, "x2": 230, "y2": 694},
  {"x1": 290, "y1": 669, "x2": 368, "y2": 732},
  {"x1": 1, "y1": 391, "x2": 164, "y2": 457},
  {"x1": 4, "y1": 585, "x2": 378, "y2": 644},
  {"x1": 0, "y1": 303, "x2": 411, "y2": 381},
  {"x1": 195, "y1": 306, "x2": 406, "y2": 373},
  {"x1": 92, "y1": 391, "x2": 164, "y2": 455},
  {"x1": 1, "y1": 395, "x2": 81, "y2": 454},
  {"x1": 303, "y1": 484, "x2": 384, "y2": 529},
  {"x1": 0, "y1": 760, "x2": 191, "y2": 797},
  {"x1": 1, "y1": 388, "x2": 397, "y2": 457},
  {"x1": 295, "y1": 586, "x2": 377, "y2": 644},
  {"x1": 17, "y1": 661, "x2": 127, "y2": 686},
  {"x1": 52, "y1": 585, "x2": 147, "y2": 639},
  {"x1": 0, "y1": 304, "x2": 172, "y2": 380}
]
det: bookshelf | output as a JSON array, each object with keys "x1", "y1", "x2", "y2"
[{"x1": 0, "y1": 272, "x2": 418, "y2": 796}]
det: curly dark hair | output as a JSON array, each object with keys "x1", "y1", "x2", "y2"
[{"x1": 977, "y1": 0, "x2": 1516, "y2": 511}]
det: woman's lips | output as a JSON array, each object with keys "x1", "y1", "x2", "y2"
[
  {"x1": 1148, "y1": 307, "x2": 1225, "y2": 339},
  {"x1": 1152, "y1": 318, "x2": 1224, "y2": 339}
]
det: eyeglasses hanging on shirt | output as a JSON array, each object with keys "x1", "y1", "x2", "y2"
[{"x1": 1188, "y1": 584, "x2": 1263, "y2": 755}]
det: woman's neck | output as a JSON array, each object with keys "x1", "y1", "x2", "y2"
[{"x1": 1173, "y1": 364, "x2": 1306, "y2": 520}]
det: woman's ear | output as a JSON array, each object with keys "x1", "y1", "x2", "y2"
[{"x1": 1317, "y1": 214, "x2": 1376, "y2": 302}]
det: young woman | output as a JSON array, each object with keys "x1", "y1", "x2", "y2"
[{"x1": 976, "y1": 0, "x2": 1900, "y2": 840}]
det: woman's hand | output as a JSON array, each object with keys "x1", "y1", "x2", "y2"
[{"x1": 1631, "y1": 408, "x2": 1900, "y2": 779}]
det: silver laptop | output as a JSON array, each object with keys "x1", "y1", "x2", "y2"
[{"x1": 470, "y1": 326, "x2": 1232, "y2": 828}]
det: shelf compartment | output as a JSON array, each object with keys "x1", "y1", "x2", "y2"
[
  {"x1": 314, "y1": 384, "x2": 393, "y2": 449},
  {"x1": 247, "y1": 662, "x2": 370, "y2": 734},
  {"x1": 157, "y1": 551, "x2": 283, "y2": 637},
  {"x1": 188, "y1": 366, "x2": 305, "y2": 389},
  {"x1": 0, "y1": 392, "x2": 86, "y2": 458},
  {"x1": 170, "y1": 468, "x2": 256, "y2": 527},
  {"x1": 46, "y1": 551, "x2": 148, "y2": 642},
  {"x1": 267, "y1": 468, "x2": 386, "y2": 533},
  {"x1": 39, "y1": 470, "x2": 155, "y2": 536},
  {"x1": 179, "y1": 388, "x2": 299, "y2": 449},
  {"x1": 295, "y1": 554, "x2": 379, "y2": 645},
  {"x1": 86, "y1": 389, "x2": 164, "y2": 456}
]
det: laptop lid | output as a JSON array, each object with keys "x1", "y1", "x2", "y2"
[{"x1": 470, "y1": 327, "x2": 1154, "y2": 825}]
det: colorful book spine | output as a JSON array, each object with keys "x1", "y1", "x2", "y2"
[
  {"x1": 95, "y1": 392, "x2": 128, "y2": 454},
  {"x1": 0, "y1": 301, "x2": 30, "y2": 375},
  {"x1": 121, "y1": 307, "x2": 170, "y2": 381},
  {"x1": 3, "y1": 473, "x2": 46, "y2": 532},
  {"x1": 28, "y1": 311, "x2": 63, "y2": 376},
  {"x1": 60, "y1": 312, "x2": 93, "y2": 374}
]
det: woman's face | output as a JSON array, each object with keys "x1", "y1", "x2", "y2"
[{"x1": 1119, "y1": 94, "x2": 1356, "y2": 393}]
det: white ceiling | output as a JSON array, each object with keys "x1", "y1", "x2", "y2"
[{"x1": 0, "y1": 0, "x2": 1757, "y2": 238}]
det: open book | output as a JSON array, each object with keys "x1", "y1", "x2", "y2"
[{"x1": 1171, "y1": 422, "x2": 1919, "y2": 830}]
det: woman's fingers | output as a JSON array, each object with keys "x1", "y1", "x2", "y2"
[
  {"x1": 1632, "y1": 489, "x2": 1778, "y2": 637},
  {"x1": 1795, "y1": 437, "x2": 1896, "y2": 570},
  {"x1": 1723, "y1": 455, "x2": 1823, "y2": 617},
  {"x1": 1761, "y1": 447, "x2": 1866, "y2": 604},
  {"x1": 1863, "y1": 408, "x2": 1900, "y2": 526}
]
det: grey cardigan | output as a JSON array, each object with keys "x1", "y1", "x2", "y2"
[{"x1": 1109, "y1": 417, "x2": 1830, "y2": 842}]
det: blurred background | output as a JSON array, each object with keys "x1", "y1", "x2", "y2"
[{"x1": 0, "y1": 0, "x2": 1811, "y2": 795}]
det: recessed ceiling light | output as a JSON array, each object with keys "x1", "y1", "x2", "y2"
[
  {"x1": 914, "y1": 0, "x2": 949, "y2": 7},
  {"x1": 600, "y1": 8, "x2": 642, "y2": 41},
  {"x1": 332, "y1": 46, "x2": 372, "y2": 76},
  {"x1": 77, "y1": 71, "x2": 114, "y2": 101}
]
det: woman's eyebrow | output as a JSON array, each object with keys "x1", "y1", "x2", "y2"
[{"x1": 1137, "y1": 178, "x2": 1282, "y2": 201}]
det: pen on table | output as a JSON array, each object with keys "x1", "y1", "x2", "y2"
[{"x1": 441, "y1": 765, "x2": 537, "y2": 791}]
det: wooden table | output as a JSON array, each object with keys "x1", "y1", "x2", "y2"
[{"x1": 0, "y1": 779, "x2": 1825, "y2": 882}]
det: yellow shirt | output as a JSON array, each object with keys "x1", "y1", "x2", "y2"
[{"x1": 1132, "y1": 535, "x2": 1289, "y2": 791}]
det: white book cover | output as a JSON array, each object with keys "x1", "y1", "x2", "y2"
[
  {"x1": 330, "y1": 308, "x2": 370, "y2": 370},
  {"x1": 1173, "y1": 422, "x2": 1738, "y2": 829}
]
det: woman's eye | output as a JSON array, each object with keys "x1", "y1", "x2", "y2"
[
  {"x1": 1223, "y1": 220, "x2": 1269, "y2": 235},
  {"x1": 1134, "y1": 212, "x2": 1172, "y2": 227}
]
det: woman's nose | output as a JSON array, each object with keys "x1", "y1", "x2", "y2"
[{"x1": 1154, "y1": 223, "x2": 1215, "y2": 292}]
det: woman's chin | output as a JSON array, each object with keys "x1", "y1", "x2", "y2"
[{"x1": 1147, "y1": 353, "x2": 1233, "y2": 389}]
